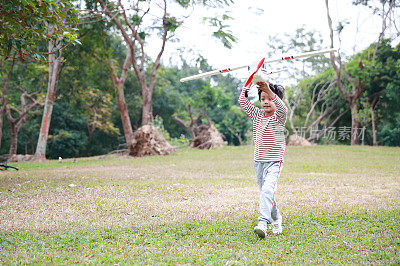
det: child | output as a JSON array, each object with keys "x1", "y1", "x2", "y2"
[{"x1": 238, "y1": 76, "x2": 287, "y2": 238}]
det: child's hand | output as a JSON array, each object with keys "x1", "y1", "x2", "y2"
[{"x1": 256, "y1": 81, "x2": 270, "y2": 93}]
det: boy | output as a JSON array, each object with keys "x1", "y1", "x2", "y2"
[{"x1": 238, "y1": 77, "x2": 287, "y2": 238}]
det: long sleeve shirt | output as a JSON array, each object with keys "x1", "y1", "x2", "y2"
[{"x1": 238, "y1": 87, "x2": 288, "y2": 162}]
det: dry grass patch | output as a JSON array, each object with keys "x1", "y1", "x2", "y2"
[
  {"x1": 1, "y1": 145, "x2": 399, "y2": 233},
  {"x1": 0, "y1": 146, "x2": 399, "y2": 264}
]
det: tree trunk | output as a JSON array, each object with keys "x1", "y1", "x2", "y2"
[
  {"x1": 34, "y1": 41, "x2": 63, "y2": 160},
  {"x1": 115, "y1": 84, "x2": 134, "y2": 146},
  {"x1": 0, "y1": 104, "x2": 4, "y2": 150},
  {"x1": 8, "y1": 123, "x2": 18, "y2": 156},
  {"x1": 370, "y1": 104, "x2": 377, "y2": 146},
  {"x1": 370, "y1": 95, "x2": 379, "y2": 146},
  {"x1": 173, "y1": 115, "x2": 195, "y2": 141},
  {"x1": 6, "y1": 108, "x2": 26, "y2": 157},
  {"x1": 141, "y1": 87, "x2": 153, "y2": 126},
  {"x1": 97, "y1": 47, "x2": 135, "y2": 152},
  {"x1": 84, "y1": 125, "x2": 96, "y2": 157},
  {"x1": 350, "y1": 101, "x2": 360, "y2": 145},
  {"x1": 227, "y1": 127, "x2": 242, "y2": 145}
]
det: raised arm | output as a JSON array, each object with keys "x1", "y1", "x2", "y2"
[
  {"x1": 272, "y1": 95, "x2": 288, "y2": 125},
  {"x1": 238, "y1": 86, "x2": 261, "y2": 121},
  {"x1": 257, "y1": 81, "x2": 287, "y2": 125}
]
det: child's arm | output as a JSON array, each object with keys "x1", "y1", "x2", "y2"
[
  {"x1": 272, "y1": 94, "x2": 288, "y2": 125},
  {"x1": 238, "y1": 86, "x2": 261, "y2": 120},
  {"x1": 257, "y1": 82, "x2": 288, "y2": 125}
]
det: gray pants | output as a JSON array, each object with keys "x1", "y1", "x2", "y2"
[{"x1": 254, "y1": 161, "x2": 283, "y2": 227}]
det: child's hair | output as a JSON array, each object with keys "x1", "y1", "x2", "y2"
[{"x1": 258, "y1": 83, "x2": 285, "y2": 100}]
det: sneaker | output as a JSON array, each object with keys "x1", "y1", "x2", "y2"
[
  {"x1": 254, "y1": 225, "x2": 268, "y2": 238},
  {"x1": 272, "y1": 217, "x2": 283, "y2": 234}
]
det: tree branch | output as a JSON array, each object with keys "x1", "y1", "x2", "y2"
[{"x1": 149, "y1": 0, "x2": 168, "y2": 90}]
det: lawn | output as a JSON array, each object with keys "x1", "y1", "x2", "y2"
[{"x1": 0, "y1": 145, "x2": 399, "y2": 264}]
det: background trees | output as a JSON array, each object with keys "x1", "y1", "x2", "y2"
[{"x1": 0, "y1": 1, "x2": 399, "y2": 160}]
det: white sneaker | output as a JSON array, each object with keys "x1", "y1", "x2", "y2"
[
  {"x1": 254, "y1": 225, "x2": 268, "y2": 238},
  {"x1": 272, "y1": 217, "x2": 283, "y2": 234}
]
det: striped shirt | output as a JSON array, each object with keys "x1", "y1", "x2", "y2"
[{"x1": 238, "y1": 87, "x2": 288, "y2": 162}]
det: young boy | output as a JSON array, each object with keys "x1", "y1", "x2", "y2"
[{"x1": 238, "y1": 78, "x2": 287, "y2": 238}]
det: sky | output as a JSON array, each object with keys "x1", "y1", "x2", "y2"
[{"x1": 155, "y1": 0, "x2": 399, "y2": 80}]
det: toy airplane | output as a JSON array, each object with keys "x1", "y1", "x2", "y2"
[{"x1": 180, "y1": 48, "x2": 337, "y2": 83}]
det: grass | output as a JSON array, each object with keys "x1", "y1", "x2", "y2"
[{"x1": 0, "y1": 145, "x2": 399, "y2": 264}]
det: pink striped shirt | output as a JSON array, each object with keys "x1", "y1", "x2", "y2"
[{"x1": 238, "y1": 87, "x2": 288, "y2": 162}]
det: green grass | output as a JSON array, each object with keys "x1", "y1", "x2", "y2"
[{"x1": 1, "y1": 145, "x2": 399, "y2": 264}]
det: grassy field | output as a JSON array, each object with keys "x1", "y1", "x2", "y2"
[{"x1": 0, "y1": 145, "x2": 399, "y2": 264}]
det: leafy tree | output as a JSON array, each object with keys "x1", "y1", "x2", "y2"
[
  {"x1": 289, "y1": 39, "x2": 399, "y2": 146},
  {"x1": 0, "y1": 57, "x2": 16, "y2": 150},
  {"x1": 285, "y1": 71, "x2": 349, "y2": 143},
  {"x1": 218, "y1": 105, "x2": 251, "y2": 145},
  {"x1": 45, "y1": 18, "x2": 130, "y2": 157},
  {"x1": 80, "y1": 88, "x2": 120, "y2": 153},
  {"x1": 352, "y1": 40, "x2": 400, "y2": 145},
  {"x1": 6, "y1": 83, "x2": 43, "y2": 157},
  {"x1": 326, "y1": 0, "x2": 400, "y2": 145},
  {"x1": 326, "y1": 0, "x2": 369, "y2": 145},
  {"x1": 0, "y1": 56, "x2": 46, "y2": 156},
  {"x1": 92, "y1": 0, "x2": 236, "y2": 155},
  {"x1": 371, "y1": 42, "x2": 400, "y2": 146},
  {"x1": 0, "y1": 0, "x2": 80, "y2": 61}
]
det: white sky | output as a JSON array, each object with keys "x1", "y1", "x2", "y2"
[{"x1": 157, "y1": 0, "x2": 399, "y2": 74}]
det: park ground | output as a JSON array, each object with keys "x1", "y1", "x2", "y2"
[{"x1": 0, "y1": 145, "x2": 399, "y2": 264}]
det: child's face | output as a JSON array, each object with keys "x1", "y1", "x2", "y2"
[{"x1": 260, "y1": 91, "x2": 276, "y2": 115}]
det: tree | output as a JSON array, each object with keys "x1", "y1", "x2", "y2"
[
  {"x1": 353, "y1": 0, "x2": 400, "y2": 60},
  {"x1": 6, "y1": 84, "x2": 44, "y2": 157},
  {"x1": 219, "y1": 105, "x2": 251, "y2": 145},
  {"x1": 0, "y1": 0, "x2": 79, "y2": 61},
  {"x1": 0, "y1": 55, "x2": 47, "y2": 157},
  {"x1": 325, "y1": 0, "x2": 368, "y2": 145},
  {"x1": 58, "y1": 17, "x2": 132, "y2": 156},
  {"x1": 93, "y1": 0, "x2": 236, "y2": 155},
  {"x1": 361, "y1": 41, "x2": 400, "y2": 145},
  {"x1": 285, "y1": 73, "x2": 349, "y2": 143},
  {"x1": 352, "y1": 0, "x2": 400, "y2": 146},
  {"x1": 173, "y1": 84, "x2": 229, "y2": 148},
  {"x1": 0, "y1": 56, "x2": 16, "y2": 151},
  {"x1": 80, "y1": 87, "x2": 120, "y2": 153},
  {"x1": 34, "y1": 38, "x2": 65, "y2": 160},
  {"x1": 1, "y1": 1, "x2": 80, "y2": 160},
  {"x1": 326, "y1": 0, "x2": 400, "y2": 145}
]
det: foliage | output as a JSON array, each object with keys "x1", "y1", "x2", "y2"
[
  {"x1": 47, "y1": 129, "x2": 87, "y2": 159},
  {"x1": 153, "y1": 60, "x2": 244, "y2": 145},
  {"x1": 0, "y1": 0, "x2": 80, "y2": 61},
  {"x1": 218, "y1": 105, "x2": 251, "y2": 145},
  {"x1": 345, "y1": 40, "x2": 400, "y2": 144},
  {"x1": 204, "y1": 13, "x2": 237, "y2": 49},
  {"x1": 288, "y1": 39, "x2": 399, "y2": 146},
  {"x1": 1, "y1": 2, "x2": 400, "y2": 158}
]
